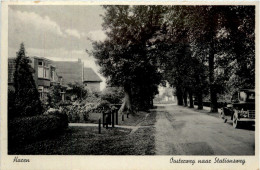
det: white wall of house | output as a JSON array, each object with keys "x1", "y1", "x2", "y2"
[{"x1": 84, "y1": 82, "x2": 100, "y2": 92}]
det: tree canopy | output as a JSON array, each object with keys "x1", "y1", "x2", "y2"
[
  {"x1": 91, "y1": 5, "x2": 255, "y2": 113},
  {"x1": 92, "y1": 6, "x2": 166, "y2": 112}
]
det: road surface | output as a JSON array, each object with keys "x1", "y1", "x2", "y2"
[{"x1": 154, "y1": 104, "x2": 255, "y2": 155}]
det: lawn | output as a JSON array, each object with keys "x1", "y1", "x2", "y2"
[{"x1": 9, "y1": 111, "x2": 157, "y2": 155}]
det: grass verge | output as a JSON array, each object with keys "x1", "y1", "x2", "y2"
[
  {"x1": 9, "y1": 109, "x2": 157, "y2": 155},
  {"x1": 9, "y1": 125, "x2": 155, "y2": 155}
]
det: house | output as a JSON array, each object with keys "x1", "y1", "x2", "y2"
[
  {"x1": 53, "y1": 59, "x2": 102, "y2": 92},
  {"x1": 8, "y1": 57, "x2": 102, "y2": 102},
  {"x1": 83, "y1": 67, "x2": 103, "y2": 92},
  {"x1": 8, "y1": 56, "x2": 63, "y2": 100},
  {"x1": 53, "y1": 59, "x2": 84, "y2": 85}
]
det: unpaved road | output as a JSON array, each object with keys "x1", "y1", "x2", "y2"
[{"x1": 154, "y1": 104, "x2": 255, "y2": 155}]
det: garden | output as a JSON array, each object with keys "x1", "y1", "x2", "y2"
[{"x1": 8, "y1": 44, "x2": 130, "y2": 154}]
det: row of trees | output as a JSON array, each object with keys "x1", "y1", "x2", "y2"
[
  {"x1": 160, "y1": 6, "x2": 255, "y2": 111},
  {"x1": 91, "y1": 5, "x2": 255, "y2": 113}
]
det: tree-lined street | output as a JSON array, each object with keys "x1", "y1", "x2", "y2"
[
  {"x1": 7, "y1": 5, "x2": 256, "y2": 157},
  {"x1": 154, "y1": 104, "x2": 255, "y2": 155}
]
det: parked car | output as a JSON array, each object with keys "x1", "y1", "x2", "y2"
[{"x1": 219, "y1": 89, "x2": 255, "y2": 128}]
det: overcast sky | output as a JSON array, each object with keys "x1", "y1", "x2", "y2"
[{"x1": 8, "y1": 5, "x2": 107, "y2": 89}]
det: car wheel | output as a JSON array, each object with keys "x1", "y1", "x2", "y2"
[{"x1": 233, "y1": 113, "x2": 240, "y2": 128}]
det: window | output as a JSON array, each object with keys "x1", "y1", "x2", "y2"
[
  {"x1": 38, "y1": 60, "x2": 50, "y2": 79},
  {"x1": 239, "y1": 91, "x2": 247, "y2": 102},
  {"x1": 38, "y1": 67, "x2": 43, "y2": 78}
]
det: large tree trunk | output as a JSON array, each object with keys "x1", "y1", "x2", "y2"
[
  {"x1": 118, "y1": 86, "x2": 132, "y2": 115},
  {"x1": 176, "y1": 87, "x2": 183, "y2": 105},
  {"x1": 189, "y1": 90, "x2": 194, "y2": 108},
  {"x1": 197, "y1": 92, "x2": 203, "y2": 110},
  {"x1": 209, "y1": 44, "x2": 218, "y2": 112},
  {"x1": 183, "y1": 90, "x2": 188, "y2": 107}
]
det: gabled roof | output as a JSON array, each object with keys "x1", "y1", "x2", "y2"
[
  {"x1": 31, "y1": 56, "x2": 52, "y2": 62},
  {"x1": 83, "y1": 67, "x2": 102, "y2": 82},
  {"x1": 53, "y1": 61, "x2": 83, "y2": 85},
  {"x1": 53, "y1": 61, "x2": 102, "y2": 85}
]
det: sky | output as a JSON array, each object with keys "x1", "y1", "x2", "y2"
[{"x1": 8, "y1": 5, "x2": 107, "y2": 90}]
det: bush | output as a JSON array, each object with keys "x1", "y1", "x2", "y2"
[
  {"x1": 8, "y1": 113, "x2": 68, "y2": 148},
  {"x1": 67, "y1": 82, "x2": 89, "y2": 100},
  {"x1": 47, "y1": 84, "x2": 66, "y2": 108},
  {"x1": 94, "y1": 100, "x2": 111, "y2": 113},
  {"x1": 61, "y1": 102, "x2": 96, "y2": 123},
  {"x1": 101, "y1": 87, "x2": 124, "y2": 104},
  {"x1": 60, "y1": 99, "x2": 120, "y2": 123}
]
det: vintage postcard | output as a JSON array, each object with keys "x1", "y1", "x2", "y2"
[{"x1": 0, "y1": 1, "x2": 259, "y2": 170}]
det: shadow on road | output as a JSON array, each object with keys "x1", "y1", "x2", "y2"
[{"x1": 226, "y1": 122, "x2": 255, "y2": 131}]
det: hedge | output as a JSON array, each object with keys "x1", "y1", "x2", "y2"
[{"x1": 8, "y1": 113, "x2": 68, "y2": 148}]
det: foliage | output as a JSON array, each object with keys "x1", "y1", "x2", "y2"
[
  {"x1": 67, "y1": 82, "x2": 89, "y2": 100},
  {"x1": 158, "y1": 6, "x2": 255, "y2": 110},
  {"x1": 91, "y1": 6, "x2": 166, "y2": 111},
  {"x1": 61, "y1": 101, "x2": 96, "y2": 123},
  {"x1": 47, "y1": 84, "x2": 66, "y2": 108},
  {"x1": 94, "y1": 100, "x2": 119, "y2": 113},
  {"x1": 8, "y1": 89, "x2": 16, "y2": 119},
  {"x1": 161, "y1": 87, "x2": 174, "y2": 98},
  {"x1": 12, "y1": 43, "x2": 43, "y2": 117},
  {"x1": 8, "y1": 113, "x2": 68, "y2": 148},
  {"x1": 101, "y1": 86, "x2": 124, "y2": 104},
  {"x1": 91, "y1": 6, "x2": 254, "y2": 112}
]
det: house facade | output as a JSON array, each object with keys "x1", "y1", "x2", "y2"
[
  {"x1": 8, "y1": 57, "x2": 102, "y2": 102},
  {"x1": 8, "y1": 56, "x2": 63, "y2": 100}
]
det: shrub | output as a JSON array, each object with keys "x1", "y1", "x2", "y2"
[
  {"x1": 8, "y1": 113, "x2": 68, "y2": 149},
  {"x1": 47, "y1": 84, "x2": 66, "y2": 108},
  {"x1": 101, "y1": 87, "x2": 124, "y2": 104},
  {"x1": 67, "y1": 82, "x2": 89, "y2": 100},
  {"x1": 61, "y1": 102, "x2": 96, "y2": 123},
  {"x1": 94, "y1": 100, "x2": 111, "y2": 113}
]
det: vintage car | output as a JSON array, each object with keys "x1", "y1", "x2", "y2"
[{"x1": 219, "y1": 89, "x2": 255, "y2": 128}]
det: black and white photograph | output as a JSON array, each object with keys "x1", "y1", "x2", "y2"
[{"x1": 1, "y1": 2, "x2": 259, "y2": 170}]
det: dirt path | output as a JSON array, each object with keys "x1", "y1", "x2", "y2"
[{"x1": 154, "y1": 104, "x2": 255, "y2": 155}]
